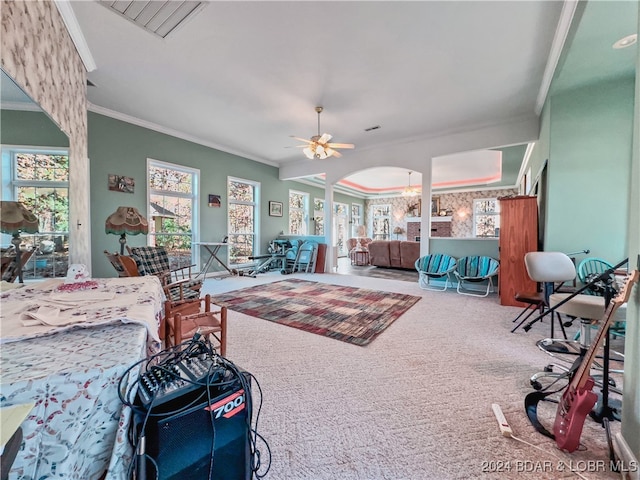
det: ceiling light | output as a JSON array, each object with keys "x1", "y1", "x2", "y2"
[
  {"x1": 402, "y1": 171, "x2": 419, "y2": 197},
  {"x1": 613, "y1": 34, "x2": 637, "y2": 49},
  {"x1": 295, "y1": 107, "x2": 354, "y2": 159}
]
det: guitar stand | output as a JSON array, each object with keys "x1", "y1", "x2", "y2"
[{"x1": 590, "y1": 320, "x2": 622, "y2": 423}]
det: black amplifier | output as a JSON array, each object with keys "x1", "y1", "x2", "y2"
[
  {"x1": 137, "y1": 355, "x2": 225, "y2": 407},
  {"x1": 134, "y1": 366, "x2": 252, "y2": 480}
]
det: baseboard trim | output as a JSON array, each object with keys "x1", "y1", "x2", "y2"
[{"x1": 613, "y1": 432, "x2": 639, "y2": 480}]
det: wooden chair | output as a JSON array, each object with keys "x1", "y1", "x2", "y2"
[
  {"x1": 104, "y1": 250, "x2": 139, "y2": 277},
  {"x1": 1, "y1": 248, "x2": 35, "y2": 283},
  {"x1": 127, "y1": 246, "x2": 202, "y2": 303},
  {"x1": 164, "y1": 294, "x2": 227, "y2": 355}
]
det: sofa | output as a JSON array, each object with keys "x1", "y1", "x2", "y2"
[{"x1": 367, "y1": 240, "x2": 420, "y2": 270}]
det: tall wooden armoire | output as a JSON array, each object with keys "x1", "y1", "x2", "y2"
[{"x1": 498, "y1": 196, "x2": 538, "y2": 306}]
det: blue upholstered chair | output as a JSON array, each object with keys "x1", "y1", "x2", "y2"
[
  {"x1": 454, "y1": 256, "x2": 500, "y2": 297},
  {"x1": 414, "y1": 254, "x2": 457, "y2": 291}
]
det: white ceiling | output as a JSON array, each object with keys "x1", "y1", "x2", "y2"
[
  {"x1": 65, "y1": 0, "x2": 569, "y2": 193},
  {"x1": 3, "y1": 1, "x2": 636, "y2": 195}
]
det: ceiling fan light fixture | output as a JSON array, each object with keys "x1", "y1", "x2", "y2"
[
  {"x1": 303, "y1": 146, "x2": 315, "y2": 159},
  {"x1": 294, "y1": 107, "x2": 354, "y2": 160}
]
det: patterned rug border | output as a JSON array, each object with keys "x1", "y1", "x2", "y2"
[{"x1": 212, "y1": 279, "x2": 421, "y2": 346}]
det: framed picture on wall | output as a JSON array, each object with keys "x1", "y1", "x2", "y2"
[
  {"x1": 108, "y1": 174, "x2": 135, "y2": 193},
  {"x1": 269, "y1": 201, "x2": 283, "y2": 217},
  {"x1": 208, "y1": 194, "x2": 221, "y2": 207}
]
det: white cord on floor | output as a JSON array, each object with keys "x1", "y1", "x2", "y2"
[{"x1": 491, "y1": 403, "x2": 589, "y2": 480}]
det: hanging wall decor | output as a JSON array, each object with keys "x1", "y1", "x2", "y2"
[{"x1": 108, "y1": 174, "x2": 135, "y2": 193}]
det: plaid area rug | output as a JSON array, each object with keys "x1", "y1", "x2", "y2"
[{"x1": 212, "y1": 279, "x2": 421, "y2": 346}]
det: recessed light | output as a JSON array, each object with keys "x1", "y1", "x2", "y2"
[{"x1": 613, "y1": 34, "x2": 637, "y2": 49}]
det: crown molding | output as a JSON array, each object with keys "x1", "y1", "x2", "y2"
[
  {"x1": 87, "y1": 102, "x2": 278, "y2": 167},
  {"x1": 54, "y1": 1, "x2": 97, "y2": 72},
  {"x1": 535, "y1": 0, "x2": 579, "y2": 115}
]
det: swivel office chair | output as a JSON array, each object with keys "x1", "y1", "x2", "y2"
[{"x1": 521, "y1": 251, "x2": 577, "y2": 340}]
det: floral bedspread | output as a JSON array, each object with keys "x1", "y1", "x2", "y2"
[{"x1": 0, "y1": 277, "x2": 165, "y2": 480}]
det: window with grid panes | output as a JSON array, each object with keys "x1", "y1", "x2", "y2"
[
  {"x1": 473, "y1": 198, "x2": 500, "y2": 237},
  {"x1": 148, "y1": 160, "x2": 199, "y2": 269},
  {"x1": 4, "y1": 150, "x2": 70, "y2": 279},
  {"x1": 289, "y1": 190, "x2": 308, "y2": 235},
  {"x1": 228, "y1": 178, "x2": 259, "y2": 265},
  {"x1": 313, "y1": 198, "x2": 324, "y2": 235},
  {"x1": 372, "y1": 204, "x2": 391, "y2": 240}
]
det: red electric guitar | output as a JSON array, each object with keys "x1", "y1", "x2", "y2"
[{"x1": 553, "y1": 270, "x2": 638, "y2": 452}]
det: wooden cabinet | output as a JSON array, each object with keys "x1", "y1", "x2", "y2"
[{"x1": 498, "y1": 196, "x2": 538, "y2": 306}]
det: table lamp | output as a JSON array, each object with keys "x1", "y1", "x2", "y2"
[
  {"x1": 393, "y1": 226, "x2": 404, "y2": 239},
  {"x1": 0, "y1": 201, "x2": 39, "y2": 283},
  {"x1": 105, "y1": 206, "x2": 149, "y2": 255}
]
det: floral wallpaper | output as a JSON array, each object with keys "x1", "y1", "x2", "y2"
[
  {"x1": 364, "y1": 187, "x2": 518, "y2": 239},
  {"x1": 437, "y1": 188, "x2": 518, "y2": 237},
  {"x1": 1, "y1": 0, "x2": 90, "y2": 268}
]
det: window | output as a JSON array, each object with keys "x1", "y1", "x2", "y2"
[
  {"x1": 148, "y1": 159, "x2": 199, "y2": 269},
  {"x1": 313, "y1": 198, "x2": 324, "y2": 235},
  {"x1": 351, "y1": 203, "x2": 362, "y2": 236},
  {"x1": 334, "y1": 202, "x2": 348, "y2": 255},
  {"x1": 228, "y1": 177, "x2": 259, "y2": 265},
  {"x1": 289, "y1": 190, "x2": 309, "y2": 235},
  {"x1": 372, "y1": 204, "x2": 391, "y2": 240},
  {"x1": 2, "y1": 149, "x2": 70, "y2": 279},
  {"x1": 473, "y1": 198, "x2": 500, "y2": 237}
]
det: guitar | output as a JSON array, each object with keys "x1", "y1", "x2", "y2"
[{"x1": 553, "y1": 270, "x2": 638, "y2": 452}]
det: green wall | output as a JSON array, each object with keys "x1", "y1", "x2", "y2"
[
  {"x1": 0, "y1": 110, "x2": 363, "y2": 278},
  {"x1": 87, "y1": 113, "x2": 362, "y2": 277},
  {"x1": 0, "y1": 109, "x2": 69, "y2": 147},
  {"x1": 545, "y1": 76, "x2": 634, "y2": 262}
]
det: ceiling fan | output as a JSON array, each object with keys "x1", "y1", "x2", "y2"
[{"x1": 291, "y1": 107, "x2": 355, "y2": 159}]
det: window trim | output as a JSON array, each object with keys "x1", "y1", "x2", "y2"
[
  {"x1": 2, "y1": 146, "x2": 70, "y2": 279},
  {"x1": 371, "y1": 203, "x2": 391, "y2": 240},
  {"x1": 146, "y1": 157, "x2": 200, "y2": 264},
  {"x1": 288, "y1": 189, "x2": 309, "y2": 235},
  {"x1": 227, "y1": 176, "x2": 260, "y2": 265},
  {"x1": 472, "y1": 197, "x2": 500, "y2": 238}
]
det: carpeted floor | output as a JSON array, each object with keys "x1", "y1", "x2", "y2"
[
  {"x1": 211, "y1": 279, "x2": 421, "y2": 346},
  {"x1": 202, "y1": 272, "x2": 626, "y2": 479}
]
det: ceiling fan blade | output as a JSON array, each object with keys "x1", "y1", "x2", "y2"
[
  {"x1": 327, "y1": 143, "x2": 355, "y2": 149},
  {"x1": 318, "y1": 133, "x2": 332, "y2": 144},
  {"x1": 328, "y1": 149, "x2": 342, "y2": 158},
  {"x1": 290, "y1": 135, "x2": 313, "y2": 144}
]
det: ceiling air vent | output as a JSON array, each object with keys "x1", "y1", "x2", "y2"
[
  {"x1": 99, "y1": 1, "x2": 203, "y2": 39},
  {"x1": 364, "y1": 125, "x2": 381, "y2": 132}
]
